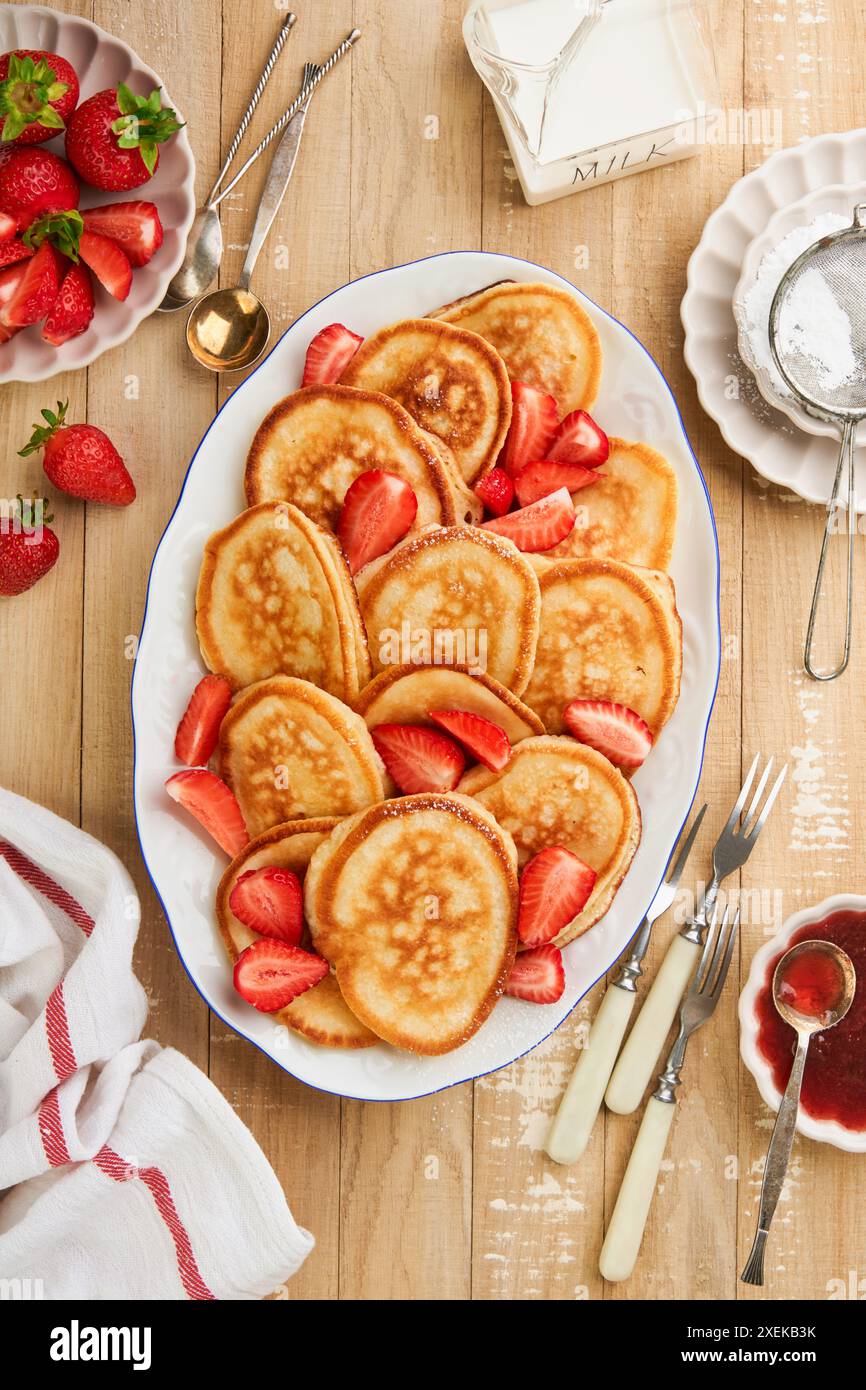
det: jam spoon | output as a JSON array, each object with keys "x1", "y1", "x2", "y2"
[{"x1": 741, "y1": 939, "x2": 856, "y2": 1285}]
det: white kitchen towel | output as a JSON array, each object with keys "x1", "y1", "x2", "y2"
[{"x1": 0, "y1": 786, "x2": 314, "y2": 1300}]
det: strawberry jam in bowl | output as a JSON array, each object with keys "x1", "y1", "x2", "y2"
[{"x1": 740, "y1": 894, "x2": 866, "y2": 1151}]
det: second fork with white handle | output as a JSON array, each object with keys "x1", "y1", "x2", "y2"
[
  {"x1": 599, "y1": 905, "x2": 740, "y2": 1283},
  {"x1": 605, "y1": 754, "x2": 787, "y2": 1116}
]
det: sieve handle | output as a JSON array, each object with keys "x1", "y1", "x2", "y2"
[{"x1": 804, "y1": 418, "x2": 856, "y2": 681}]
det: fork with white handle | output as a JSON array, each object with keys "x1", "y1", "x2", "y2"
[
  {"x1": 599, "y1": 905, "x2": 739, "y2": 1283},
  {"x1": 605, "y1": 754, "x2": 787, "y2": 1116},
  {"x1": 545, "y1": 805, "x2": 706, "y2": 1166}
]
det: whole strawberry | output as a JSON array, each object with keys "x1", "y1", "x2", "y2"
[
  {"x1": 0, "y1": 49, "x2": 79, "y2": 145},
  {"x1": 65, "y1": 84, "x2": 182, "y2": 191},
  {"x1": 20, "y1": 400, "x2": 135, "y2": 507},
  {"x1": 0, "y1": 145, "x2": 79, "y2": 232},
  {"x1": 0, "y1": 495, "x2": 59, "y2": 595}
]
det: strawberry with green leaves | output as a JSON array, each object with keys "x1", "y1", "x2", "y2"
[
  {"x1": 0, "y1": 50, "x2": 79, "y2": 145},
  {"x1": 0, "y1": 145, "x2": 79, "y2": 233},
  {"x1": 65, "y1": 83, "x2": 183, "y2": 191},
  {"x1": 0, "y1": 495, "x2": 59, "y2": 595},
  {"x1": 22, "y1": 208, "x2": 132, "y2": 302},
  {"x1": 20, "y1": 399, "x2": 135, "y2": 506}
]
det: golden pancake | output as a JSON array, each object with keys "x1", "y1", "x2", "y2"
[
  {"x1": 304, "y1": 793, "x2": 518, "y2": 1054},
  {"x1": 540, "y1": 439, "x2": 678, "y2": 569},
  {"x1": 196, "y1": 501, "x2": 370, "y2": 701},
  {"x1": 521, "y1": 558, "x2": 681, "y2": 736},
  {"x1": 340, "y1": 318, "x2": 511, "y2": 484},
  {"x1": 431, "y1": 280, "x2": 602, "y2": 415},
  {"x1": 458, "y1": 736, "x2": 641, "y2": 945},
  {"x1": 417, "y1": 429, "x2": 484, "y2": 524},
  {"x1": 219, "y1": 676, "x2": 385, "y2": 835},
  {"x1": 216, "y1": 819, "x2": 376, "y2": 1048},
  {"x1": 244, "y1": 384, "x2": 466, "y2": 532},
  {"x1": 355, "y1": 525, "x2": 541, "y2": 696},
  {"x1": 355, "y1": 663, "x2": 544, "y2": 743}
]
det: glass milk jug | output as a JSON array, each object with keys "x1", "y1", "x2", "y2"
[{"x1": 464, "y1": 0, "x2": 719, "y2": 205}]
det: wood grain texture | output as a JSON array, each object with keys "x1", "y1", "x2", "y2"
[{"x1": 2, "y1": 0, "x2": 864, "y2": 1301}]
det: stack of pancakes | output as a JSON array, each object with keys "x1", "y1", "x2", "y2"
[{"x1": 196, "y1": 281, "x2": 683, "y2": 1055}]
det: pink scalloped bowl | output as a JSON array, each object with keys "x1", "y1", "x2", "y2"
[
  {"x1": 739, "y1": 893, "x2": 866, "y2": 1154},
  {"x1": 0, "y1": 5, "x2": 195, "y2": 383}
]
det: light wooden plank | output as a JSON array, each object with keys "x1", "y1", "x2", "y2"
[
  {"x1": 471, "y1": 61, "x2": 615, "y2": 1303},
  {"x1": 206, "y1": 0, "x2": 354, "y2": 1303},
  {"x1": 81, "y1": 0, "x2": 223, "y2": 1060},
  {"x1": 737, "y1": 0, "x2": 866, "y2": 1302},
  {"x1": 337, "y1": 0, "x2": 481, "y2": 1302}
]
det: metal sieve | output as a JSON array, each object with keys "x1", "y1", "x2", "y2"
[{"x1": 769, "y1": 203, "x2": 866, "y2": 680}]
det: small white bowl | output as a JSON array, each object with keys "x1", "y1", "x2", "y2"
[
  {"x1": 0, "y1": 5, "x2": 196, "y2": 383},
  {"x1": 732, "y1": 182, "x2": 866, "y2": 446},
  {"x1": 739, "y1": 893, "x2": 866, "y2": 1154}
]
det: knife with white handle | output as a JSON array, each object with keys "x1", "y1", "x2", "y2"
[
  {"x1": 545, "y1": 807, "x2": 706, "y2": 1165},
  {"x1": 600, "y1": 908, "x2": 738, "y2": 1283},
  {"x1": 605, "y1": 755, "x2": 787, "y2": 1116}
]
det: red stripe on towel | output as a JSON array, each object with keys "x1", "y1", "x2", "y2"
[
  {"x1": 0, "y1": 838, "x2": 95, "y2": 937},
  {"x1": 45, "y1": 983, "x2": 76, "y2": 1081},
  {"x1": 94, "y1": 1146, "x2": 216, "y2": 1301},
  {"x1": 38, "y1": 1087, "x2": 71, "y2": 1167}
]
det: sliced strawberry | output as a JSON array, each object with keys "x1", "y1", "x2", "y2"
[
  {"x1": 371, "y1": 723, "x2": 465, "y2": 794},
  {"x1": 474, "y1": 466, "x2": 514, "y2": 517},
  {"x1": 233, "y1": 939, "x2": 328, "y2": 1012},
  {"x1": 42, "y1": 262, "x2": 94, "y2": 345},
  {"x1": 81, "y1": 200, "x2": 163, "y2": 267},
  {"x1": 514, "y1": 458, "x2": 598, "y2": 508},
  {"x1": 428, "y1": 708, "x2": 511, "y2": 773},
  {"x1": 165, "y1": 769, "x2": 249, "y2": 857},
  {"x1": 337, "y1": 469, "x2": 417, "y2": 575},
  {"x1": 518, "y1": 846, "x2": 597, "y2": 947},
  {"x1": 547, "y1": 409, "x2": 609, "y2": 468},
  {"x1": 78, "y1": 228, "x2": 132, "y2": 300},
  {"x1": 562, "y1": 699, "x2": 653, "y2": 770},
  {"x1": 0, "y1": 241, "x2": 64, "y2": 327},
  {"x1": 0, "y1": 210, "x2": 15, "y2": 240},
  {"x1": 302, "y1": 322, "x2": 363, "y2": 386},
  {"x1": 505, "y1": 944, "x2": 565, "y2": 1004},
  {"x1": 229, "y1": 867, "x2": 303, "y2": 945},
  {"x1": 481, "y1": 486, "x2": 575, "y2": 552},
  {"x1": 0, "y1": 259, "x2": 28, "y2": 342},
  {"x1": 501, "y1": 381, "x2": 559, "y2": 477},
  {"x1": 174, "y1": 674, "x2": 233, "y2": 767},
  {"x1": 0, "y1": 237, "x2": 34, "y2": 268}
]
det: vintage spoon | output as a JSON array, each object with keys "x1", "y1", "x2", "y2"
[
  {"x1": 159, "y1": 14, "x2": 296, "y2": 312},
  {"x1": 741, "y1": 938, "x2": 855, "y2": 1285},
  {"x1": 185, "y1": 64, "x2": 319, "y2": 373}
]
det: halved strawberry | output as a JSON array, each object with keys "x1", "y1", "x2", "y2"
[
  {"x1": 302, "y1": 322, "x2": 363, "y2": 386},
  {"x1": 337, "y1": 469, "x2": 417, "y2": 575},
  {"x1": 0, "y1": 237, "x2": 33, "y2": 268},
  {"x1": 233, "y1": 939, "x2": 328, "y2": 1013},
  {"x1": 547, "y1": 409, "x2": 609, "y2": 468},
  {"x1": 0, "y1": 259, "x2": 28, "y2": 342},
  {"x1": 78, "y1": 228, "x2": 132, "y2": 300},
  {"x1": 474, "y1": 466, "x2": 514, "y2": 517},
  {"x1": 481, "y1": 486, "x2": 575, "y2": 552},
  {"x1": 0, "y1": 210, "x2": 15, "y2": 240},
  {"x1": 165, "y1": 768, "x2": 249, "y2": 856},
  {"x1": 428, "y1": 708, "x2": 511, "y2": 773},
  {"x1": 562, "y1": 699, "x2": 653, "y2": 770},
  {"x1": 500, "y1": 382, "x2": 559, "y2": 477},
  {"x1": 0, "y1": 241, "x2": 64, "y2": 327},
  {"x1": 505, "y1": 944, "x2": 565, "y2": 1004},
  {"x1": 174, "y1": 674, "x2": 233, "y2": 767},
  {"x1": 81, "y1": 200, "x2": 163, "y2": 267},
  {"x1": 514, "y1": 458, "x2": 598, "y2": 508},
  {"x1": 42, "y1": 262, "x2": 94, "y2": 345},
  {"x1": 518, "y1": 846, "x2": 597, "y2": 946},
  {"x1": 371, "y1": 723, "x2": 465, "y2": 793},
  {"x1": 229, "y1": 867, "x2": 303, "y2": 945}
]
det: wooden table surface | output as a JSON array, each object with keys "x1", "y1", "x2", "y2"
[{"x1": 2, "y1": 0, "x2": 864, "y2": 1301}]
